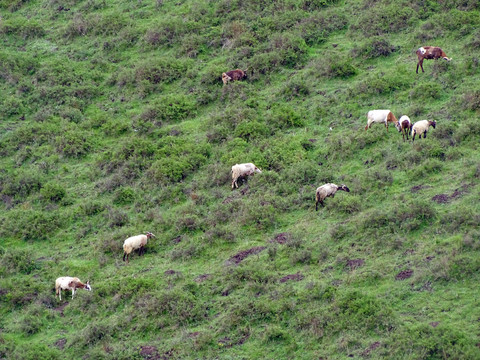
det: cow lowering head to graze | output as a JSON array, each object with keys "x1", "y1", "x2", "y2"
[
  {"x1": 315, "y1": 183, "x2": 350, "y2": 211},
  {"x1": 411, "y1": 120, "x2": 436, "y2": 143},
  {"x1": 123, "y1": 232, "x2": 156, "y2": 263},
  {"x1": 231, "y1": 163, "x2": 261, "y2": 189},
  {"x1": 416, "y1": 46, "x2": 451, "y2": 74},
  {"x1": 222, "y1": 69, "x2": 247, "y2": 85},
  {"x1": 395, "y1": 115, "x2": 413, "y2": 142},
  {"x1": 365, "y1": 110, "x2": 398, "y2": 132},
  {"x1": 55, "y1": 277, "x2": 91, "y2": 300}
]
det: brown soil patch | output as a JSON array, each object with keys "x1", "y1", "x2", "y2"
[
  {"x1": 164, "y1": 270, "x2": 178, "y2": 276},
  {"x1": 411, "y1": 185, "x2": 431, "y2": 193},
  {"x1": 429, "y1": 321, "x2": 440, "y2": 328},
  {"x1": 194, "y1": 274, "x2": 211, "y2": 283},
  {"x1": 395, "y1": 269, "x2": 413, "y2": 280},
  {"x1": 432, "y1": 194, "x2": 449, "y2": 204},
  {"x1": 222, "y1": 196, "x2": 235, "y2": 204},
  {"x1": 172, "y1": 236, "x2": 182, "y2": 244},
  {"x1": 189, "y1": 332, "x2": 200, "y2": 338},
  {"x1": 140, "y1": 346, "x2": 160, "y2": 359},
  {"x1": 270, "y1": 232, "x2": 291, "y2": 245},
  {"x1": 425, "y1": 255, "x2": 435, "y2": 262},
  {"x1": 346, "y1": 258, "x2": 365, "y2": 270},
  {"x1": 227, "y1": 246, "x2": 266, "y2": 265},
  {"x1": 432, "y1": 183, "x2": 472, "y2": 204},
  {"x1": 53, "y1": 302, "x2": 69, "y2": 316},
  {"x1": 403, "y1": 249, "x2": 415, "y2": 256},
  {"x1": 54, "y1": 338, "x2": 67, "y2": 350},
  {"x1": 279, "y1": 273, "x2": 304, "y2": 283},
  {"x1": 362, "y1": 342, "x2": 380, "y2": 356}
]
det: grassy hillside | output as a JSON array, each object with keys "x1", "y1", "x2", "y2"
[{"x1": 1, "y1": 0, "x2": 480, "y2": 358}]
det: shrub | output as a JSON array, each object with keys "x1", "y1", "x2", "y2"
[
  {"x1": 409, "y1": 83, "x2": 443, "y2": 100},
  {"x1": 352, "y1": 37, "x2": 397, "y2": 59},
  {"x1": 113, "y1": 187, "x2": 136, "y2": 204},
  {"x1": 135, "y1": 57, "x2": 187, "y2": 84},
  {"x1": 0, "y1": 18, "x2": 45, "y2": 39},
  {"x1": 281, "y1": 77, "x2": 311, "y2": 100},
  {"x1": 1, "y1": 248, "x2": 38, "y2": 274},
  {"x1": 350, "y1": 3, "x2": 416, "y2": 37},
  {"x1": 1, "y1": 209, "x2": 62, "y2": 241},
  {"x1": 40, "y1": 181, "x2": 66, "y2": 202},
  {"x1": 234, "y1": 120, "x2": 269, "y2": 141},
  {"x1": 268, "y1": 104, "x2": 305, "y2": 129},
  {"x1": 147, "y1": 94, "x2": 197, "y2": 124},
  {"x1": 1, "y1": 169, "x2": 43, "y2": 200},
  {"x1": 55, "y1": 129, "x2": 94, "y2": 157},
  {"x1": 295, "y1": 10, "x2": 347, "y2": 45},
  {"x1": 1, "y1": 96, "x2": 24, "y2": 117},
  {"x1": 266, "y1": 32, "x2": 308, "y2": 68}
]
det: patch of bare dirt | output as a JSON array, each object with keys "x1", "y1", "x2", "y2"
[
  {"x1": 279, "y1": 273, "x2": 304, "y2": 283},
  {"x1": 432, "y1": 194, "x2": 449, "y2": 204},
  {"x1": 432, "y1": 183, "x2": 473, "y2": 204},
  {"x1": 270, "y1": 232, "x2": 291, "y2": 245},
  {"x1": 346, "y1": 259, "x2": 365, "y2": 270},
  {"x1": 395, "y1": 269, "x2": 413, "y2": 280},
  {"x1": 171, "y1": 236, "x2": 182, "y2": 244},
  {"x1": 164, "y1": 270, "x2": 178, "y2": 276},
  {"x1": 188, "y1": 332, "x2": 200, "y2": 338},
  {"x1": 362, "y1": 341, "x2": 380, "y2": 356},
  {"x1": 53, "y1": 302, "x2": 69, "y2": 316},
  {"x1": 194, "y1": 274, "x2": 211, "y2": 283},
  {"x1": 222, "y1": 196, "x2": 235, "y2": 204},
  {"x1": 54, "y1": 338, "x2": 67, "y2": 350},
  {"x1": 217, "y1": 332, "x2": 250, "y2": 348},
  {"x1": 403, "y1": 249, "x2": 415, "y2": 256},
  {"x1": 429, "y1": 321, "x2": 440, "y2": 328},
  {"x1": 411, "y1": 184, "x2": 431, "y2": 193},
  {"x1": 425, "y1": 255, "x2": 435, "y2": 262},
  {"x1": 140, "y1": 346, "x2": 160, "y2": 359},
  {"x1": 227, "y1": 246, "x2": 266, "y2": 265}
]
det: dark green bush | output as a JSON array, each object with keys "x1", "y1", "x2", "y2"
[
  {"x1": 234, "y1": 120, "x2": 269, "y2": 141},
  {"x1": 1, "y1": 249, "x2": 38, "y2": 274},
  {"x1": 268, "y1": 104, "x2": 305, "y2": 129},
  {"x1": 40, "y1": 181, "x2": 66, "y2": 202},
  {"x1": 113, "y1": 186, "x2": 136, "y2": 204},
  {"x1": 266, "y1": 32, "x2": 308, "y2": 68},
  {"x1": 135, "y1": 57, "x2": 188, "y2": 84},
  {"x1": 0, "y1": 18, "x2": 45, "y2": 39},
  {"x1": 55, "y1": 129, "x2": 93, "y2": 157},
  {"x1": 352, "y1": 37, "x2": 397, "y2": 59},
  {"x1": 350, "y1": 3, "x2": 416, "y2": 37},
  {"x1": 409, "y1": 83, "x2": 443, "y2": 100},
  {"x1": 147, "y1": 94, "x2": 197, "y2": 124}
]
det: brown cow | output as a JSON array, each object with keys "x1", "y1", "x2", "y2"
[
  {"x1": 416, "y1": 46, "x2": 451, "y2": 74},
  {"x1": 222, "y1": 69, "x2": 247, "y2": 85}
]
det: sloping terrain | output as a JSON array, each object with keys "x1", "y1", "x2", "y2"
[{"x1": 1, "y1": 0, "x2": 480, "y2": 358}]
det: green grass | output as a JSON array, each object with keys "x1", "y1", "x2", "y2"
[{"x1": 1, "y1": 0, "x2": 480, "y2": 358}]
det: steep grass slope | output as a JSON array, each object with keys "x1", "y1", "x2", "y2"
[{"x1": 1, "y1": 0, "x2": 480, "y2": 358}]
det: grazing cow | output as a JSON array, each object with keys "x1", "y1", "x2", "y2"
[
  {"x1": 55, "y1": 277, "x2": 91, "y2": 300},
  {"x1": 365, "y1": 110, "x2": 398, "y2": 132},
  {"x1": 231, "y1": 163, "x2": 262, "y2": 189},
  {"x1": 222, "y1": 69, "x2": 247, "y2": 85},
  {"x1": 411, "y1": 120, "x2": 436, "y2": 143},
  {"x1": 395, "y1": 115, "x2": 413, "y2": 142},
  {"x1": 315, "y1": 183, "x2": 350, "y2": 211},
  {"x1": 416, "y1": 46, "x2": 451, "y2": 74}
]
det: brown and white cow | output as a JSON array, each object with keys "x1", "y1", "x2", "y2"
[
  {"x1": 55, "y1": 277, "x2": 91, "y2": 300},
  {"x1": 416, "y1": 46, "x2": 451, "y2": 74},
  {"x1": 222, "y1": 69, "x2": 247, "y2": 85}
]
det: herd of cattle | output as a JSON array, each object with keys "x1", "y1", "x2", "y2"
[{"x1": 55, "y1": 46, "x2": 448, "y2": 299}]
